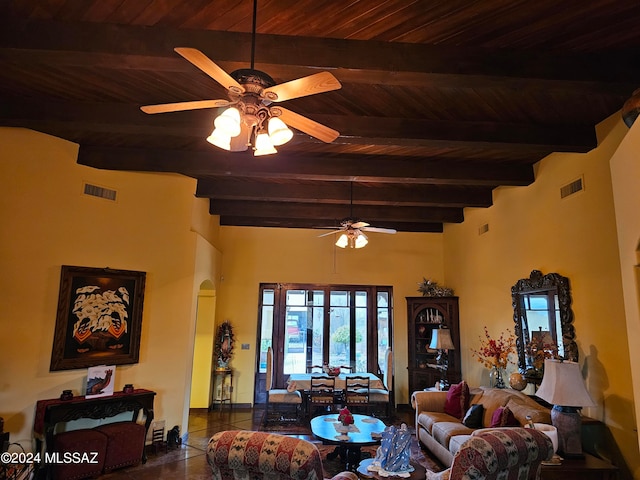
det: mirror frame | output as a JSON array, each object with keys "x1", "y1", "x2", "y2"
[{"x1": 511, "y1": 270, "x2": 578, "y2": 377}]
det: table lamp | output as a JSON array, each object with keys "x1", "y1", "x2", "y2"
[
  {"x1": 535, "y1": 359, "x2": 595, "y2": 458},
  {"x1": 429, "y1": 326, "x2": 455, "y2": 390}
]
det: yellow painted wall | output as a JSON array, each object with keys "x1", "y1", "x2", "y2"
[
  {"x1": 215, "y1": 226, "x2": 445, "y2": 406},
  {"x1": 443, "y1": 114, "x2": 638, "y2": 478},
  {"x1": 0, "y1": 128, "x2": 220, "y2": 448}
]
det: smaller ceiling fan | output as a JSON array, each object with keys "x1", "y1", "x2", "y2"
[
  {"x1": 318, "y1": 219, "x2": 397, "y2": 249},
  {"x1": 140, "y1": 0, "x2": 341, "y2": 156},
  {"x1": 317, "y1": 183, "x2": 396, "y2": 249}
]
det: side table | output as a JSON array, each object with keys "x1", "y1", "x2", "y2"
[
  {"x1": 540, "y1": 452, "x2": 618, "y2": 480},
  {"x1": 209, "y1": 368, "x2": 233, "y2": 411}
]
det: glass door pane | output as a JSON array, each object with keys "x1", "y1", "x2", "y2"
[
  {"x1": 329, "y1": 291, "x2": 350, "y2": 367},
  {"x1": 355, "y1": 291, "x2": 368, "y2": 372}
]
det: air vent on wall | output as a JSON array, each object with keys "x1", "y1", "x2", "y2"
[
  {"x1": 83, "y1": 183, "x2": 117, "y2": 201},
  {"x1": 560, "y1": 177, "x2": 584, "y2": 199},
  {"x1": 478, "y1": 223, "x2": 489, "y2": 235}
]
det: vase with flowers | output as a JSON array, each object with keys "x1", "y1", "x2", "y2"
[
  {"x1": 337, "y1": 407, "x2": 354, "y2": 428},
  {"x1": 470, "y1": 326, "x2": 516, "y2": 389}
]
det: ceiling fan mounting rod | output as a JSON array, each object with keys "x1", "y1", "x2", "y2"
[{"x1": 250, "y1": 0, "x2": 258, "y2": 70}]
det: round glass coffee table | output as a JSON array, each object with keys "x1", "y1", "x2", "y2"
[{"x1": 310, "y1": 413, "x2": 387, "y2": 471}]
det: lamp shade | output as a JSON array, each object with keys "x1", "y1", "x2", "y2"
[
  {"x1": 206, "y1": 128, "x2": 231, "y2": 151},
  {"x1": 536, "y1": 359, "x2": 595, "y2": 407},
  {"x1": 214, "y1": 107, "x2": 241, "y2": 137},
  {"x1": 429, "y1": 328, "x2": 455, "y2": 350},
  {"x1": 254, "y1": 131, "x2": 277, "y2": 156},
  {"x1": 335, "y1": 233, "x2": 349, "y2": 248},
  {"x1": 354, "y1": 232, "x2": 368, "y2": 248},
  {"x1": 268, "y1": 117, "x2": 293, "y2": 146}
]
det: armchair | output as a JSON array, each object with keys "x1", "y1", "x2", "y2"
[
  {"x1": 207, "y1": 430, "x2": 358, "y2": 480},
  {"x1": 426, "y1": 428, "x2": 553, "y2": 480}
]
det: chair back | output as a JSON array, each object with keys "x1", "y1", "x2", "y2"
[
  {"x1": 306, "y1": 364, "x2": 323, "y2": 373},
  {"x1": 344, "y1": 375, "x2": 370, "y2": 406},
  {"x1": 309, "y1": 375, "x2": 335, "y2": 405},
  {"x1": 207, "y1": 430, "x2": 324, "y2": 480},
  {"x1": 448, "y1": 428, "x2": 553, "y2": 480}
]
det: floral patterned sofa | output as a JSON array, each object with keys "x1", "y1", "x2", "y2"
[
  {"x1": 412, "y1": 382, "x2": 551, "y2": 467},
  {"x1": 207, "y1": 430, "x2": 358, "y2": 480}
]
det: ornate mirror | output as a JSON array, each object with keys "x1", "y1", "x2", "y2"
[
  {"x1": 511, "y1": 270, "x2": 578, "y2": 383},
  {"x1": 215, "y1": 320, "x2": 234, "y2": 370}
]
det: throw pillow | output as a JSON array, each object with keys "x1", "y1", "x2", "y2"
[
  {"x1": 462, "y1": 404, "x2": 484, "y2": 428},
  {"x1": 490, "y1": 406, "x2": 519, "y2": 427},
  {"x1": 444, "y1": 381, "x2": 470, "y2": 420}
]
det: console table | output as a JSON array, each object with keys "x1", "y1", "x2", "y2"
[
  {"x1": 540, "y1": 452, "x2": 618, "y2": 480},
  {"x1": 209, "y1": 368, "x2": 233, "y2": 411},
  {"x1": 34, "y1": 389, "x2": 155, "y2": 478}
]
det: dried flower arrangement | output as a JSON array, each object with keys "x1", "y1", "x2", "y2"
[
  {"x1": 417, "y1": 278, "x2": 454, "y2": 297},
  {"x1": 470, "y1": 326, "x2": 516, "y2": 370}
]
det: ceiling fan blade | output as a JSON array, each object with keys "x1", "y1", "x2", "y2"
[
  {"x1": 140, "y1": 99, "x2": 230, "y2": 114},
  {"x1": 263, "y1": 71, "x2": 341, "y2": 102},
  {"x1": 361, "y1": 226, "x2": 397, "y2": 234},
  {"x1": 276, "y1": 107, "x2": 339, "y2": 143},
  {"x1": 317, "y1": 230, "x2": 343, "y2": 237},
  {"x1": 174, "y1": 47, "x2": 245, "y2": 94},
  {"x1": 351, "y1": 221, "x2": 370, "y2": 229}
]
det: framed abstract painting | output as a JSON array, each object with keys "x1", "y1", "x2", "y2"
[{"x1": 50, "y1": 265, "x2": 146, "y2": 371}]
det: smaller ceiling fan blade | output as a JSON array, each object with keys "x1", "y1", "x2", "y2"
[
  {"x1": 263, "y1": 71, "x2": 341, "y2": 102},
  {"x1": 361, "y1": 226, "x2": 397, "y2": 234},
  {"x1": 174, "y1": 47, "x2": 245, "y2": 94},
  {"x1": 317, "y1": 230, "x2": 343, "y2": 237},
  {"x1": 351, "y1": 221, "x2": 370, "y2": 229},
  {"x1": 140, "y1": 99, "x2": 230, "y2": 114},
  {"x1": 277, "y1": 107, "x2": 339, "y2": 143}
]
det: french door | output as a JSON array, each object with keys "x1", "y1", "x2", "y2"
[{"x1": 254, "y1": 283, "x2": 392, "y2": 404}]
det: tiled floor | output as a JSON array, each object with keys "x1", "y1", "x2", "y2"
[{"x1": 100, "y1": 407, "x2": 414, "y2": 479}]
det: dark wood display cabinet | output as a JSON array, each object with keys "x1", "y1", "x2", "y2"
[{"x1": 407, "y1": 297, "x2": 461, "y2": 394}]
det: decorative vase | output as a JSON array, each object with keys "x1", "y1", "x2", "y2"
[{"x1": 489, "y1": 366, "x2": 505, "y2": 389}]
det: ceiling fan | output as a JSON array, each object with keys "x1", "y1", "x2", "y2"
[
  {"x1": 317, "y1": 183, "x2": 397, "y2": 249},
  {"x1": 140, "y1": 0, "x2": 341, "y2": 155}
]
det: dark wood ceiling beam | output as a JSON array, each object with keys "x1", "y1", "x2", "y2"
[
  {"x1": 1, "y1": 100, "x2": 595, "y2": 153},
  {"x1": 208, "y1": 200, "x2": 465, "y2": 224},
  {"x1": 195, "y1": 178, "x2": 494, "y2": 208},
  {"x1": 2, "y1": 19, "x2": 639, "y2": 87},
  {"x1": 218, "y1": 216, "x2": 444, "y2": 233},
  {"x1": 78, "y1": 146, "x2": 534, "y2": 187}
]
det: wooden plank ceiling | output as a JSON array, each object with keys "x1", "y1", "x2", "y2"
[{"x1": 1, "y1": 0, "x2": 639, "y2": 233}]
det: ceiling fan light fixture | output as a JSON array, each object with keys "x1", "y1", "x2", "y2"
[
  {"x1": 268, "y1": 116, "x2": 293, "y2": 146},
  {"x1": 254, "y1": 131, "x2": 277, "y2": 156},
  {"x1": 335, "y1": 233, "x2": 349, "y2": 248},
  {"x1": 206, "y1": 128, "x2": 231, "y2": 150},
  {"x1": 354, "y1": 232, "x2": 368, "y2": 249},
  {"x1": 214, "y1": 107, "x2": 242, "y2": 137}
]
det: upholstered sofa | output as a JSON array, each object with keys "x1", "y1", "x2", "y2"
[
  {"x1": 207, "y1": 430, "x2": 358, "y2": 480},
  {"x1": 411, "y1": 383, "x2": 552, "y2": 467}
]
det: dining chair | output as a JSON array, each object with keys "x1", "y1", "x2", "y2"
[
  {"x1": 308, "y1": 374, "x2": 336, "y2": 417},
  {"x1": 266, "y1": 347, "x2": 302, "y2": 422},
  {"x1": 343, "y1": 375, "x2": 370, "y2": 414},
  {"x1": 306, "y1": 364, "x2": 324, "y2": 373},
  {"x1": 370, "y1": 348, "x2": 393, "y2": 417}
]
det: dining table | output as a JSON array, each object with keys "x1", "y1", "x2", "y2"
[{"x1": 287, "y1": 372, "x2": 384, "y2": 391}]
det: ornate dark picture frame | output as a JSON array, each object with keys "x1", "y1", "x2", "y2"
[{"x1": 50, "y1": 265, "x2": 146, "y2": 371}]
